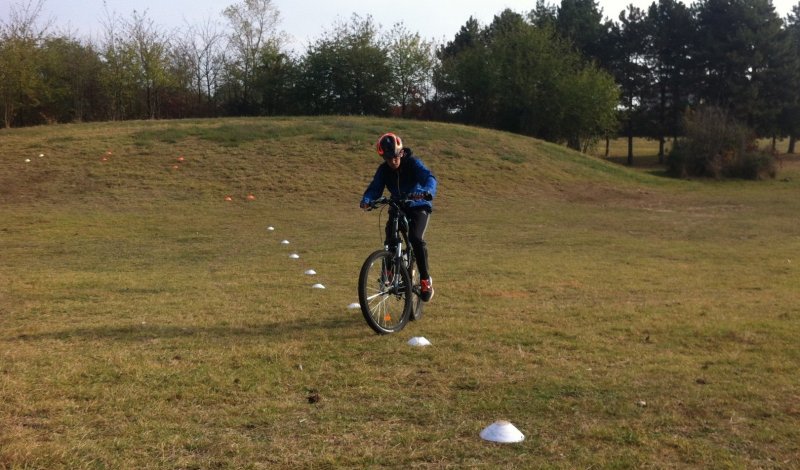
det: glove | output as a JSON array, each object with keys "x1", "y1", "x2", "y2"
[
  {"x1": 409, "y1": 192, "x2": 431, "y2": 201},
  {"x1": 360, "y1": 201, "x2": 370, "y2": 210}
]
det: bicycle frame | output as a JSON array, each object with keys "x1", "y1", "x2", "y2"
[
  {"x1": 375, "y1": 197, "x2": 416, "y2": 286},
  {"x1": 359, "y1": 195, "x2": 428, "y2": 334}
]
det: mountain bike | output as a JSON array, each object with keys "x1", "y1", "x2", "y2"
[{"x1": 358, "y1": 195, "x2": 430, "y2": 334}]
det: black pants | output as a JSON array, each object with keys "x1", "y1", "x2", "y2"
[{"x1": 386, "y1": 207, "x2": 432, "y2": 280}]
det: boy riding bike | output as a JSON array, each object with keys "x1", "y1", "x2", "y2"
[{"x1": 360, "y1": 132, "x2": 438, "y2": 301}]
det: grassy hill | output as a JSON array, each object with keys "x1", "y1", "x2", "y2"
[{"x1": 1, "y1": 117, "x2": 799, "y2": 468}]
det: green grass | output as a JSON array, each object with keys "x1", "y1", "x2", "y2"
[{"x1": 1, "y1": 117, "x2": 799, "y2": 468}]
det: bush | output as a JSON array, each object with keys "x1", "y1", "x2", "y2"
[{"x1": 667, "y1": 107, "x2": 776, "y2": 180}]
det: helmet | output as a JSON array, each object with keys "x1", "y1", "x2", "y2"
[{"x1": 376, "y1": 133, "x2": 403, "y2": 158}]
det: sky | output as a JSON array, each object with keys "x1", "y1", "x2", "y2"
[{"x1": 2, "y1": 0, "x2": 797, "y2": 50}]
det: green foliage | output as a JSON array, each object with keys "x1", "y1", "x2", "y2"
[
  {"x1": 296, "y1": 14, "x2": 391, "y2": 115},
  {"x1": 693, "y1": 0, "x2": 791, "y2": 132},
  {"x1": 385, "y1": 24, "x2": 435, "y2": 117},
  {"x1": 555, "y1": 0, "x2": 606, "y2": 62},
  {"x1": 0, "y1": 0, "x2": 49, "y2": 127},
  {"x1": 222, "y1": 0, "x2": 283, "y2": 114},
  {"x1": 668, "y1": 106, "x2": 776, "y2": 179},
  {"x1": 36, "y1": 37, "x2": 105, "y2": 123},
  {"x1": 435, "y1": 10, "x2": 618, "y2": 150},
  {"x1": 779, "y1": 4, "x2": 800, "y2": 150},
  {"x1": 433, "y1": 17, "x2": 492, "y2": 124},
  {"x1": 645, "y1": 0, "x2": 695, "y2": 148}
]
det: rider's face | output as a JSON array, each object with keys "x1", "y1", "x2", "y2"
[{"x1": 384, "y1": 152, "x2": 402, "y2": 170}]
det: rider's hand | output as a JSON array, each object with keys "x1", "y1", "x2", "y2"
[
  {"x1": 409, "y1": 192, "x2": 430, "y2": 201},
  {"x1": 360, "y1": 201, "x2": 370, "y2": 210}
]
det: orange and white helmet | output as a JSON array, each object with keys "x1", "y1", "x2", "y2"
[{"x1": 376, "y1": 132, "x2": 403, "y2": 158}]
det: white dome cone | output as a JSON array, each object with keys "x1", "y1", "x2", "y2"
[
  {"x1": 305, "y1": 269, "x2": 317, "y2": 275},
  {"x1": 267, "y1": 226, "x2": 275, "y2": 231},
  {"x1": 281, "y1": 240, "x2": 290, "y2": 245},
  {"x1": 480, "y1": 421, "x2": 525, "y2": 443},
  {"x1": 289, "y1": 253, "x2": 300, "y2": 259},
  {"x1": 407, "y1": 337, "x2": 432, "y2": 347},
  {"x1": 347, "y1": 302, "x2": 360, "y2": 309},
  {"x1": 311, "y1": 283, "x2": 325, "y2": 289}
]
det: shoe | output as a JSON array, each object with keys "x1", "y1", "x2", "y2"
[{"x1": 420, "y1": 278, "x2": 434, "y2": 302}]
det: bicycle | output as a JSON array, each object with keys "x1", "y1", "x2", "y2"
[{"x1": 358, "y1": 194, "x2": 430, "y2": 334}]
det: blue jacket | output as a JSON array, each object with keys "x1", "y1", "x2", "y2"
[{"x1": 361, "y1": 148, "x2": 437, "y2": 211}]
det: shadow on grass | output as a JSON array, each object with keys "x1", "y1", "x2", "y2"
[{"x1": 10, "y1": 316, "x2": 360, "y2": 343}]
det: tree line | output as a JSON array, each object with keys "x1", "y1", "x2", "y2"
[{"x1": 2, "y1": 0, "x2": 799, "y2": 156}]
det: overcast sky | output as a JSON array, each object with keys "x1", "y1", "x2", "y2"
[{"x1": 2, "y1": 0, "x2": 797, "y2": 50}]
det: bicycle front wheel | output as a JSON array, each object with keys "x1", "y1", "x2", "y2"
[
  {"x1": 358, "y1": 250, "x2": 412, "y2": 334},
  {"x1": 408, "y1": 252, "x2": 423, "y2": 322}
]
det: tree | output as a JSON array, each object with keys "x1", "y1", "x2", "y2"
[
  {"x1": 529, "y1": 0, "x2": 557, "y2": 29},
  {"x1": 646, "y1": 0, "x2": 695, "y2": 162},
  {"x1": 222, "y1": 0, "x2": 283, "y2": 114},
  {"x1": 608, "y1": 6, "x2": 652, "y2": 164},
  {"x1": 99, "y1": 8, "x2": 138, "y2": 120},
  {"x1": 296, "y1": 14, "x2": 391, "y2": 115},
  {"x1": 435, "y1": 9, "x2": 619, "y2": 149},
  {"x1": 555, "y1": 0, "x2": 607, "y2": 63},
  {"x1": 693, "y1": 0, "x2": 789, "y2": 132},
  {"x1": 434, "y1": 17, "x2": 493, "y2": 124},
  {"x1": 37, "y1": 36, "x2": 105, "y2": 122},
  {"x1": 385, "y1": 23, "x2": 434, "y2": 117},
  {"x1": 779, "y1": 2, "x2": 800, "y2": 153},
  {"x1": 178, "y1": 18, "x2": 226, "y2": 112},
  {"x1": 255, "y1": 47, "x2": 297, "y2": 115},
  {"x1": 0, "y1": 0, "x2": 50, "y2": 127},
  {"x1": 124, "y1": 10, "x2": 172, "y2": 119},
  {"x1": 559, "y1": 64, "x2": 619, "y2": 152}
]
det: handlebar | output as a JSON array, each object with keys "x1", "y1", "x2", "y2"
[{"x1": 364, "y1": 193, "x2": 431, "y2": 211}]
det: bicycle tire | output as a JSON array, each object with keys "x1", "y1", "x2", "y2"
[
  {"x1": 408, "y1": 252, "x2": 423, "y2": 321},
  {"x1": 358, "y1": 250, "x2": 413, "y2": 334}
]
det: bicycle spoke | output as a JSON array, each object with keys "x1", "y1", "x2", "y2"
[{"x1": 358, "y1": 249, "x2": 412, "y2": 334}]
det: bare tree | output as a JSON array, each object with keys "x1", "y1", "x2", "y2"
[
  {"x1": 125, "y1": 10, "x2": 172, "y2": 119},
  {"x1": 99, "y1": 6, "x2": 133, "y2": 120},
  {"x1": 222, "y1": 0, "x2": 284, "y2": 112},
  {"x1": 180, "y1": 17, "x2": 226, "y2": 109}
]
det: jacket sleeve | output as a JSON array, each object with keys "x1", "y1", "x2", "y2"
[
  {"x1": 361, "y1": 166, "x2": 386, "y2": 205},
  {"x1": 415, "y1": 159, "x2": 437, "y2": 198}
]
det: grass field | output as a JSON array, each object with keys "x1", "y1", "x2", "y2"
[{"x1": 1, "y1": 117, "x2": 799, "y2": 468}]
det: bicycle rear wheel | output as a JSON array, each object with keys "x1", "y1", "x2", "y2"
[{"x1": 358, "y1": 250, "x2": 412, "y2": 334}]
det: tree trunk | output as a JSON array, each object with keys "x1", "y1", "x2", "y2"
[
  {"x1": 789, "y1": 135, "x2": 797, "y2": 154},
  {"x1": 626, "y1": 118, "x2": 634, "y2": 166},
  {"x1": 568, "y1": 135, "x2": 581, "y2": 151},
  {"x1": 605, "y1": 136, "x2": 610, "y2": 158},
  {"x1": 658, "y1": 78, "x2": 666, "y2": 164}
]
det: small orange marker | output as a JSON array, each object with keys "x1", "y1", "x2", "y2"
[
  {"x1": 101, "y1": 157, "x2": 108, "y2": 162},
  {"x1": 247, "y1": 194, "x2": 256, "y2": 201},
  {"x1": 172, "y1": 165, "x2": 179, "y2": 170},
  {"x1": 177, "y1": 156, "x2": 185, "y2": 162}
]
